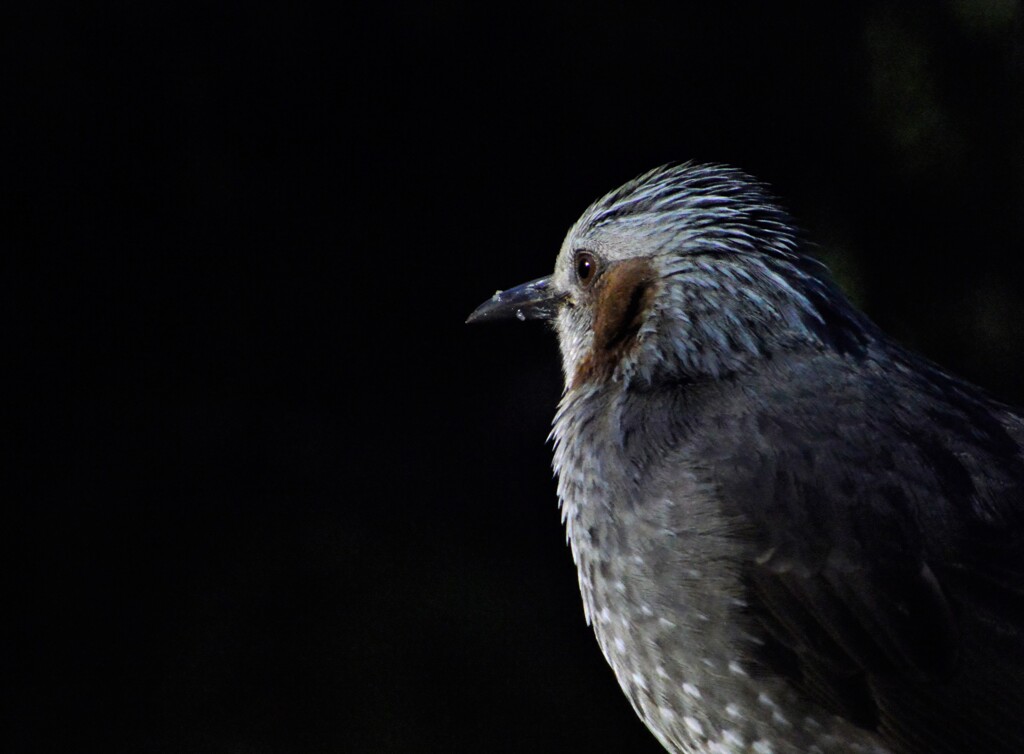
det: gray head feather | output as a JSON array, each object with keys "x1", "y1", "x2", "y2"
[
  {"x1": 552, "y1": 163, "x2": 875, "y2": 389},
  {"x1": 577, "y1": 162, "x2": 801, "y2": 258}
]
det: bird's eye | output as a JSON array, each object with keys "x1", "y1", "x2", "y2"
[{"x1": 575, "y1": 252, "x2": 598, "y2": 287}]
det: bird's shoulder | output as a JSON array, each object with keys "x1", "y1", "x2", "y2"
[
  {"x1": 629, "y1": 343, "x2": 1024, "y2": 752},
  {"x1": 675, "y1": 344, "x2": 1024, "y2": 571}
]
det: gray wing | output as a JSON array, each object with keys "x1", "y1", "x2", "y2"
[{"x1": 694, "y1": 349, "x2": 1024, "y2": 753}]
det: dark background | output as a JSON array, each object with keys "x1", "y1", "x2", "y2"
[{"x1": 8, "y1": 2, "x2": 1024, "y2": 752}]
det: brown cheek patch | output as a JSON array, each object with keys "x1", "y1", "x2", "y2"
[{"x1": 572, "y1": 258, "x2": 657, "y2": 389}]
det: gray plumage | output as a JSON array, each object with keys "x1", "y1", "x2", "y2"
[{"x1": 468, "y1": 163, "x2": 1024, "y2": 754}]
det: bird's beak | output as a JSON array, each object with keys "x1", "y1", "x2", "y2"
[{"x1": 466, "y1": 276, "x2": 565, "y2": 324}]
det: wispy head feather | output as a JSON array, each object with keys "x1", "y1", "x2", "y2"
[
  {"x1": 574, "y1": 162, "x2": 801, "y2": 260},
  {"x1": 555, "y1": 163, "x2": 876, "y2": 389}
]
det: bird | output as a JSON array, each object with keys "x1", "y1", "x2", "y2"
[{"x1": 467, "y1": 163, "x2": 1024, "y2": 754}]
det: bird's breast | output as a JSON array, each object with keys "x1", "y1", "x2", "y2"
[{"x1": 551, "y1": 391, "x2": 890, "y2": 754}]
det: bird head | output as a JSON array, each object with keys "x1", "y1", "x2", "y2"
[{"x1": 469, "y1": 163, "x2": 870, "y2": 392}]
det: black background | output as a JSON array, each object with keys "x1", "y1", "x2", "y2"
[{"x1": 9, "y1": 3, "x2": 1024, "y2": 752}]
